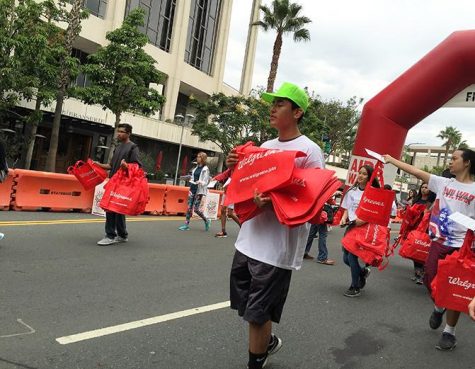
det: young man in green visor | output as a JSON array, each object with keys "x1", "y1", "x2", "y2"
[{"x1": 226, "y1": 82, "x2": 325, "y2": 369}]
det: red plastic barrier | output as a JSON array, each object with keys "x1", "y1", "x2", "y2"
[
  {"x1": 0, "y1": 169, "x2": 15, "y2": 210},
  {"x1": 144, "y1": 183, "x2": 167, "y2": 215},
  {"x1": 11, "y1": 169, "x2": 94, "y2": 212},
  {"x1": 164, "y1": 185, "x2": 189, "y2": 215}
]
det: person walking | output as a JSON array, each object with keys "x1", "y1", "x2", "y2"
[
  {"x1": 384, "y1": 148, "x2": 475, "y2": 351},
  {"x1": 94, "y1": 123, "x2": 141, "y2": 246},
  {"x1": 226, "y1": 82, "x2": 325, "y2": 369},
  {"x1": 469, "y1": 296, "x2": 475, "y2": 321},
  {"x1": 178, "y1": 152, "x2": 211, "y2": 231}
]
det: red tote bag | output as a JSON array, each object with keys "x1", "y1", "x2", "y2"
[
  {"x1": 431, "y1": 230, "x2": 475, "y2": 314},
  {"x1": 68, "y1": 158, "x2": 107, "y2": 191},
  {"x1": 399, "y1": 212, "x2": 431, "y2": 264},
  {"x1": 342, "y1": 223, "x2": 390, "y2": 268},
  {"x1": 355, "y1": 162, "x2": 395, "y2": 227}
]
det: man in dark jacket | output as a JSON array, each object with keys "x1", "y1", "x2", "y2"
[{"x1": 94, "y1": 123, "x2": 140, "y2": 246}]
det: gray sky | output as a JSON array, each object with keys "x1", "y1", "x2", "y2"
[{"x1": 224, "y1": 0, "x2": 475, "y2": 147}]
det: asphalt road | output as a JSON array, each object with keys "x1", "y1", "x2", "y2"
[{"x1": 0, "y1": 211, "x2": 473, "y2": 369}]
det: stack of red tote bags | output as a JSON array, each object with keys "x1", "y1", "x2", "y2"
[
  {"x1": 342, "y1": 161, "x2": 395, "y2": 269},
  {"x1": 399, "y1": 212, "x2": 431, "y2": 263},
  {"x1": 225, "y1": 142, "x2": 342, "y2": 226},
  {"x1": 431, "y1": 229, "x2": 475, "y2": 313},
  {"x1": 100, "y1": 163, "x2": 149, "y2": 216},
  {"x1": 68, "y1": 158, "x2": 107, "y2": 191}
]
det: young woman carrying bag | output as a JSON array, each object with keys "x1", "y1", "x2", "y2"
[{"x1": 384, "y1": 148, "x2": 475, "y2": 351}]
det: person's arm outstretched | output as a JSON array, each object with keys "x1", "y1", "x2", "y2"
[{"x1": 383, "y1": 155, "x2": 431, "y2": 184}]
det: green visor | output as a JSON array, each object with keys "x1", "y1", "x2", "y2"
[{"x1": 261, "y1": 82, "x2": 309, "y2": 112}]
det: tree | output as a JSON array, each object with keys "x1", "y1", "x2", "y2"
[
  {"x1": 437, "y1": 126, "x2": 464, "y2": 168},
  {"x1": 253, "y1": 0, "x2": 311, "y2": 92},
  {"x1": 45, "y1": 0, "x2": 88, "y2": 172},
  {"x1": 189, "y1": 91, "x2": 271, "y2": 156},
  {"x1": 75, "y1": 8, "x2": 165, "y2": 162},
  {"x1": 0, "y1": 0, "x2": 44, "y2": 114},
  {"x1": 16, "y1": 0, "x2": 67, "y2": 169}
]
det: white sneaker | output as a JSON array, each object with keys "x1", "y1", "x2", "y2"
[
  {"x1": 97, "y1": 237, "x2": 117, "y2": 246},
  {"x1": 114, "y1": 236, "x2": 128, "y2": 243},
  {"x1": 0, "y1": 232, "x2": 4, "y2": 241}
]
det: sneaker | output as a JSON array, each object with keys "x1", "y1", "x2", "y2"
[
  {"x1": 0, "y1": 232, "x2": 4, "y2": 241},
  {"x1": 429, "y1": 308, "x2": 446, "y2": 329},
  {"x1": 436, "y1": 332, "x2": 457, "y2": 351},
  {"x1": 359, "y1": 266, "x2": 371, "y2": 289},
  {"x1": 114, "y1": 236, "x2": 128, "y2": 243},
  {"x1": 178, "y1": 224, "x2": 190, "y2": 231},
  {"x1": 267, "y1": 334, "x2": 283, "y2": 355},
  {"x1": 415, "y1": 276, "x2": 424, "y2": 285},
  {"x1": 215, "y1": 231, "x2": 228, "y2": 238},
  {"x1": 247, "y1": 355, "x2": 268, "y2": 369},
  {"x1": 303, "y1": 254, "x2": 314, "y2": 260},
  {"x1": 205, "y1": 219, "x2": 211, "y2": 231},
  {"x1": 97, "y1": 237, "x2": 117, "y2": 246},
  {"x1": 344, "y1": 287, "x2": 361, "y2": 297}
]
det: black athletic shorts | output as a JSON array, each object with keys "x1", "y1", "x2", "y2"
[{"x1": 230, "y1": 250, "x2": 292, "y2": 325}]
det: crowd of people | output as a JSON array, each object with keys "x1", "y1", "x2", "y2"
[{"x1": 2, "y1": 81, "x2": 473, "y2": 369}]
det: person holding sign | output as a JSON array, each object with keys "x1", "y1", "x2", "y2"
[
  {"x1": 226, "y1": 82, "x2": 324, "y2": 369},
  {"x1": 384, "y1": 148, "x2": 475, "y2": 351}
]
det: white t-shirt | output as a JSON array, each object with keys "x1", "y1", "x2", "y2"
[
  {"x1": 341, "y1": 186, "x2": 365, "y2": 222},
  {"x1": 428, "y1": 175, "x2": 475, "y2": 248},
  {"x1": 234, "y1": 135, "x2": 325, "y2": 270}
]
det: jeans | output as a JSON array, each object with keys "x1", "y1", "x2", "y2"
[
  {"x1": 105, "y1": 211, "x2": 127, "y2": 239},
  {"x1": 304, "y1": 224, "x2": 329, "y2": 261},
  {"x1": 342, "y1": 224, "x2": 362, "y2": 288}
]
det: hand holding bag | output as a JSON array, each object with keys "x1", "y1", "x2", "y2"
[
  {"x1": 68, "y1": 158, "x2": 107, "y2": 191},
  {"x1": 431, "y1": 229, "x2": 475, "y2": 313},
  {"x1": 355, "y1": 161, "x2": 395, "y2": 226}
]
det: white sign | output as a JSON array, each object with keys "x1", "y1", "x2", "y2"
[
  {"x1": 193, "y1": 192, "x2": 220, "y2": 220},
  {"x1": 365, "y1": 148, "x2": 386, "y2": 163},
  {"x1": 443, "y1": 85, "x2": 475, "y2": 108},
  {"x1": 345, "y1": 155, "x2": 377, "y2": 186},
  {"x1": 91, "y1": 181, "x2": 107, "y2": 217}
]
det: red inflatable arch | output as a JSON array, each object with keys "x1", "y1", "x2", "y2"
[{"x1": 348, "y1": 30, "x2": 475, "y2": 184}]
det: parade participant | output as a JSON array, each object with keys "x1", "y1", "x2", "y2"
[
  {"x1": 469, "y1": 296, "x2": 475, "y2": 321},
  {"x1": 339, "y1": 164, "x2": 379, "y2": 297},
  {"x1": 95, "y1": 123, "x2": 141, "y2": 246},
  {"x1": 178, "y1": 152, "x2": 211, "y2": 231},
  {"x1": 226, "y1": 82, "x2": 324, "y2": 369},
  {"x1": 384, "y1": 148, "x2": 475, "y2": 351},
  {"x1": 213, "y1": 169, "x2": 240, "y2": 238},
  {"x1": 409, "y1": 183, "x2": 436, "y2": 284}
]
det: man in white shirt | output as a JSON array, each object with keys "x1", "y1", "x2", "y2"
[{"x1": 226, "y1": 82, "x2": 324, "y2": 369}]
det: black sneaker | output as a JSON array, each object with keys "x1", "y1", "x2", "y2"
[
  {"x1": 435, "y1": 332, "x2": 457, "y2": 351},
  {"x1": 247, "y1": 354, "x2": 268, "y2": 369},
  {"x1": 267, "y1": 334, "x2": 282, "y2": 355},
  {"x1": 359, "y1": 267, "x2": 371, "y2": 289},
  {"x1": 344, "y1": 287, "x2": 361, "y2": 297},
  {"x1": 429, "y1": 309, "x2": 446, "y2": 329}
]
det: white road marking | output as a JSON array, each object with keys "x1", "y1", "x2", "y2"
[
  {"x1": 56, "y1": 301, "x2": 230, "y2": 345},
  {"x1": 0, "y1": 319, "x2": 35, "y2": 338}
]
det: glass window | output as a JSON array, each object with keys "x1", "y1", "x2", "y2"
[
  {"x1": 184, "y1": 0, "x2": 222, "y2": 75},
  {"x1": 125, "y1": 0, "x2": 176, "y2": 52}
]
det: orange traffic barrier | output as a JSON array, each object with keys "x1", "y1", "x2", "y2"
[
  {"x1": 144, "y1": 183, "x2": 167, "y2": 215},
  {"x1": 164, "y1": 185, "x2": 189, "y2": 215},
  {"x1": 11, "y1": 169, "x2": 94, "y2": 212},
  {"x1": 0, "y1": 169, "x2": 15, "y2": 210}
]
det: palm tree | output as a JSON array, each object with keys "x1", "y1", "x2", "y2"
[
  {"x1": 253, "y1": 0, "x2": 311, "y2": 92},
  {"x1": 437, "y1": 126, "x2": 463, "y2": 168}
]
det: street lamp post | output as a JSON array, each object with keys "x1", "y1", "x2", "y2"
[{"x1": 173, "y1": 114, "x2": 195, "y2": 185}]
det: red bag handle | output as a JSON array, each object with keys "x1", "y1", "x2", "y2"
[{"x1": 457, "y1": 229, "x2": 475, "y2": 261}]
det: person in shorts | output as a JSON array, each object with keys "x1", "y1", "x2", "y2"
[{"x1": 226, "y1": 82, "x2": 324, "y2": 369}]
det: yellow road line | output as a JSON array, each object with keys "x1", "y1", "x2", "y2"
[{"x1": 0, "y1": 216, "x2": 183, "y2": 227}]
